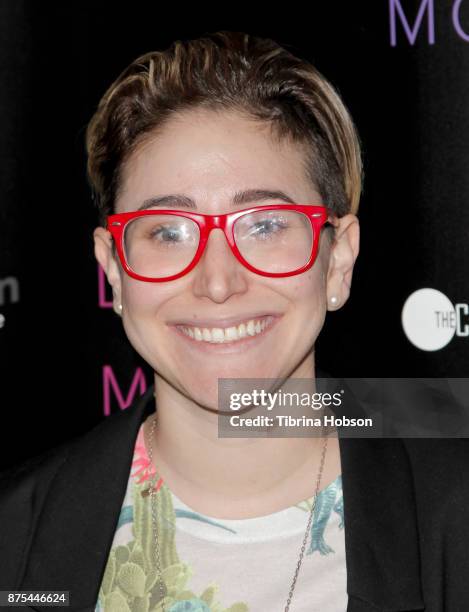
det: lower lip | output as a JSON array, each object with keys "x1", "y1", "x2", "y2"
[{"x1": 169, "y1": 315, "x2": 282, "y2": 354}]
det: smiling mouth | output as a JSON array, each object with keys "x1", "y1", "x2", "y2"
[{"x1": 173, "y1": 315, "x2": 277, "y2": 345}]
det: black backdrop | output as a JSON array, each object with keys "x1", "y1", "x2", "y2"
[{"x1": 1, "y1": 1, "x2": 468, "y2": 470}]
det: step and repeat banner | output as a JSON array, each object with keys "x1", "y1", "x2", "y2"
[{"x1": 1, "y1": 1, "x2": 468, "y2": 469}]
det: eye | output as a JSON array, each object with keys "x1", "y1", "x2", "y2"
[
  {"x1": 248, "y1": 216, "x2": 289, "y2": 239},
  {"x1": 151, "y1": 224, "x2": 184, "y2": 243}
]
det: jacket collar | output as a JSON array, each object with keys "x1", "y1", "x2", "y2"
[{"x1": 22, "y1": 384, "x2": 424, "y2": 611}]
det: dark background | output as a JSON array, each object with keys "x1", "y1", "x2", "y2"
[{"x1": 1, "y1": 1, "x2": 468, "y2": 469}]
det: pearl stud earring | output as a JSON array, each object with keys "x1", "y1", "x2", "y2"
[{"x1": 330, "y1": 296, "x2": 338, "y2": 306}]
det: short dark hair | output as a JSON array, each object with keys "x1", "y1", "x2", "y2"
[{"x1": 86, "y1": 30, "x2": 363, "y2": 228}]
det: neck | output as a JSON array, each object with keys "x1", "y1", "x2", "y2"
[{"x1": 146, "y1": 354, "x2": 341, "y2": 518}]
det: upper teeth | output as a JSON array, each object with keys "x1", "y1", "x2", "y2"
[{"x1": 177, "y1": 317, "x2": 271, "y2": 343}]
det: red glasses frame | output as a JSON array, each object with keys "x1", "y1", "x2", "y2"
[{"x1": 106, "y1": 204, "x2": 333, "y2": 282}]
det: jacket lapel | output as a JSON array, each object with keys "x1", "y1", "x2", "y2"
[
  {"x1": 21, "y1": 384, "x2": 425, "y2": 611},
  {"x1": 21, "y1": 384, "x2": 155, "y2": 611},
  {"x1": 322, "y1": 373, "x2": 425, "y2": 610},
  {"x1": 339, "y1": 436, "x2": 425, "y2": 610}
]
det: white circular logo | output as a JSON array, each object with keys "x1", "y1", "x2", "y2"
[{"x1": 401, "y1": 288, "x2": 456, "y2": 351}]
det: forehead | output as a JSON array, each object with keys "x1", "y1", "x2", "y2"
[{"x1": 116, "y1": 108, "x2": 319, "y2": 212}]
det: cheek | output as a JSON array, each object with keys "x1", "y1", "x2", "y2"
[
  {"x1": 119, "y1": 283, "x2": 174, "y2": 369},
  {"x1": 287, "y1": 270, "x2": 328, "y2": 342},
  {"x1": 121, "y1": 280, "x2": 173, "y2": 311},
  {"x1": 288, "y1": 267, "x2": 327, "y2": 302}
]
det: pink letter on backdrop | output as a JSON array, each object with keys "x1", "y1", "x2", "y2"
[
  {"x1": 98, "y1": 263, "x2": 113, "y2": 308},
  {"x1": 102, "y1": 366, "x2": 147, "y2": 415}
]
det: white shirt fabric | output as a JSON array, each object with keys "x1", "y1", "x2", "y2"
[{"x1": 95, "y1": 416, "x2": 348, "y2": 611}]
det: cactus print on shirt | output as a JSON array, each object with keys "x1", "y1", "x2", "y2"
[{"x1": 95, "y1": 416, "x2": 347, "y2": 611}]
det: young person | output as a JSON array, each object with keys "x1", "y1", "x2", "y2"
[{"x1": 1, "y1": 31, "x2": 468, "y2": 612}]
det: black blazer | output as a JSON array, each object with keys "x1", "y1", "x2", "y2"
[{"x1": 1, "y1": 384, "x2": 468, "y2": 612}]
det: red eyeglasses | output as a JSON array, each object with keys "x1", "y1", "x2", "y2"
[{"x1": 106, "y1": 204, "x2": 334, "y2": 282}]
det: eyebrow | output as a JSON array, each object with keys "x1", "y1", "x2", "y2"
[{"x1": 136, "y1": 189, "x2": 296, "y2": 211}]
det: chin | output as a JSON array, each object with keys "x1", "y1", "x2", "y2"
[{"x1": 183, "y1": 385, "x2": 220, "y2": 412}]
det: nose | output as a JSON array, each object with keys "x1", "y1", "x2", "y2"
[{"x1": 190, "y1": 228, "x2": 249, "y2": 302}]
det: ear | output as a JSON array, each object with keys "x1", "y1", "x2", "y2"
[
  {"x1": 93, "y1": 226, "x2": 123, "y2": 315},
  {"x1": 326, "y1": 214, "x2": 360, "y2": 311}
]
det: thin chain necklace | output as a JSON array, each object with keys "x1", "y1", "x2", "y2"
[{"x1": 145, "y1": 411, "x2": 328, "y2": 612}]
